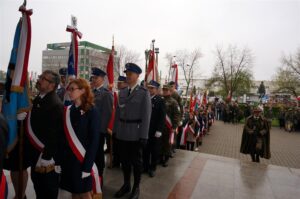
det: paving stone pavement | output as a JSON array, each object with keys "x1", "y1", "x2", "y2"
[{"x1": 197, "y1": 121, "x2": 300, "y2": 169}]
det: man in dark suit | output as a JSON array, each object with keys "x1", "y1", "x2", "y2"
[
  {"x1": 90, "y1": 67, "x2": 113, "y2": 183},
  {"x1": 143, "y1": 80, "x2": 166, "y2": 177},
  {"x1": 113, "y1": 63, "x2": 151, "y2": 199},
  {"x1": 27, "y1": 70, "x2": 64, "y2": 199}
]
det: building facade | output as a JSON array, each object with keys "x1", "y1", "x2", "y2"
[{"x1": 42, "y1": 41, "x2": 119, "y2": 80}]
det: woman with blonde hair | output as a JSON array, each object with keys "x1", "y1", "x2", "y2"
[{"x1": 60, "y1": 78, "x2": 102, "y2": 199}]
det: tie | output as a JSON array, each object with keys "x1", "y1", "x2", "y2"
[{"x1": 128, "y1": 88, "x2": 131, "y2": 97}]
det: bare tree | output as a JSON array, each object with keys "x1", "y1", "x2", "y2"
[
  {"x1": 207, "y1": 45, "x2": 254, "y2": 99},
  {"x1": 273, "y1": 67, "x2": 300, "y2": 97},
  {"x1": 115, "y1": 45, "x2": 141, "y2": 75},
  {"x1": 169, "y1": 49, "x2": 202, "y2": 103},
  {"x1": 273, "y1": 48, "x2": 300, "y2": 98}
]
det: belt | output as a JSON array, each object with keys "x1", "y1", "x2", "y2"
[{"x1": 120, "y1": 118, "x2": 142, "y2": 123}]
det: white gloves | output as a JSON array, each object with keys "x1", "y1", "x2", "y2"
[
  {"x1": 82, "y1": 172, "x2": 91, "y2": 179},
  {"x1": 54, "y1": 165, "x2": 61, "y2": 174},
  {"x1": 40, "y1": 158, "x2": 55, "y2": 167},
  {"x1": 155, "y1": 131, "x2": 162, "y2": 138},
  {"x1": 17, "y1": 112, "x2": 27, "y2": 121}
]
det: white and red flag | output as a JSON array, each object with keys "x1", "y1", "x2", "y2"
[
  {"x1": 145, "y1": 50, "x2": 158, "y2": 83},
  {"x1": 107, "y1": 43, "x2": 115, "y2": 134},
  {"x1": 170, "y1": 63, "x2": 178, "y2": 89},
  {"x1": 66, "y1": 25, "x2": 82, "y2": 77}
]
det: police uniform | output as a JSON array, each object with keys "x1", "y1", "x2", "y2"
[
  {"x1": 113, "y1": 63, "x2": 151, "y2": 199},
  {"x1": 91, "y1": 67, "x2": 113, "y2": 179},
  {"x1": 143, "y1": 80, "x2": 166, "y2": 177},
  {"x1": 56, "y1": 67, "x2": 67, "y2": 102}
]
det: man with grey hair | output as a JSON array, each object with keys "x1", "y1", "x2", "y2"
[{"x1": 26, "y1": 70, "x2": 64, "y2": 199}]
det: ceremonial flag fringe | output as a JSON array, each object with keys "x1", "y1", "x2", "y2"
[{"x1": 2, "y1": 6, "x2": 32, "y2": 152}]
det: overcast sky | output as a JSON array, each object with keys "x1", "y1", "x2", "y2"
[{"x1": 1, "y1": 0, "x2": 300, "y2": 80}]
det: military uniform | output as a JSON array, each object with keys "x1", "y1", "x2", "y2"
[
  {"x1": 56, "y1": 67, "x2": 67, "y2": 102},
  {"x1": 240, "y1": 114, "x2": 271, "y2": 162},
  {"x1": 161, "y1": 95, "x2": 180, "y2": 164}
]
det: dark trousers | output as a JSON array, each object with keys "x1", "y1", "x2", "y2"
[
  {"x1": 186, "y1": 141, "x2": 195, "y2": 151},
  {"x1": 31, "y1": 169, "x2": 59, "y2": 199},
  {"x1": 118, "y1": 139, "x2": 143, "y2": 187},
  {"x1": 106, "y1": 133, "x2": 112, "y2": 152},
  {"x1": 143, "y1": 137, "x2": 161, "y2": 171},
  {"x1": 95, "y1": 134, "x2": 105, "y2": 176},
  {"x1": 112, "y1": 136, "x2": 120, "y2": 166}
]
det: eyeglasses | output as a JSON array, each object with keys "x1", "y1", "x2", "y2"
[
  {"x1": 67, "y1": 87, "x2": 80, "y2": 92},
  {"x1": 38, "y1": 75, "x2": 53, "y2": 83}
]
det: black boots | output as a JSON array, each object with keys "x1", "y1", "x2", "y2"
[
  {"x1": 114, "y1": 184, "x2": 131, "y2": 198},
  {"x1": 128, "y1": 186, "x2": 140, "y2": 199}
]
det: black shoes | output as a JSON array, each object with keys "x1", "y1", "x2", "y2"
[
  {"x1": 128, "y1": 187, "x2": 140, "y2": 199},
  {"x1": 114, "y1": 184, "x2": 131, "y2": 198},
  {"x1": 149, "y1": 170, "x2": 155, "y2": 177}
]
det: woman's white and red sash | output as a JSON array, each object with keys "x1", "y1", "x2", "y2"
[
  {"x1": 0, "y1": 171, "x2": 7, "y2": 199},
  {"x1": 165, "y1": 115, "x2": 174, "y2": 144},
  {"x1": 25, "y1": 111, "x2": 44, "y2": 152},
  {"x1": 180, "y1": 124, "x2": 195, "y2": 145},
  {"x1": 64, "y1": 106, "x2": 102, "y2": 194}
]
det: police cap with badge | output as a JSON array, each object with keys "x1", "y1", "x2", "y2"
[
  {"x1": 117, "y1": 76, "x2": 126, "y2": 82},
  {"x1": 147, "y1": 80, "x2": 160, "y2": 89},
  {"x1": 91, "y1": 67, "x2": 106, "y2": 77},
  {"x1": 59, "y1": 67, "x2": 67, "y2": 76},
  {"x1": 124, "y1": 63, "x2": 142, "y2": 74}
]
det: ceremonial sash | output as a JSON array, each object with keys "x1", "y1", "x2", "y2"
[
  {"x1": 25, "y1": 111, "x2": 44, "y2": 152},
  {"x1": 64, "y1": 106, "x2": 102, "y2": 195},
  {"x1": 0, "y1": 171, "x2": 7, "y2": 199},
  {"x1": 180, "y1": 124, "x2": 195, "y2": 145},
  {"x1": 165, "y1": 115, "x2": 174, "y2": 144}
]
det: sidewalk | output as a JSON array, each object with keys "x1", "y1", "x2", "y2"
[{"x1": 5, "y1": 150, "x2": 300, "y2": 199}]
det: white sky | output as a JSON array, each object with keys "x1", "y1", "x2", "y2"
[{"x1": 0, "y1": 0, "x2": 300, "y2": 80}]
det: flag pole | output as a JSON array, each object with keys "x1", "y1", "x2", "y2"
[{"x1": 109, "y1": 35, "x2": 114, "y2": 169}]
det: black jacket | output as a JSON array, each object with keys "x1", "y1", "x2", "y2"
[
  {"x1": 29, "y1": 91, "x2": 64, "y2": 163},
  {"x1": 0, "y1": 113, "x2": 8, "y2": 173},
  {"x1": 148, "y1": 95, "x2": 166, "y2": 138}
]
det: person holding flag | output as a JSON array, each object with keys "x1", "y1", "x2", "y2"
[
  {"x1": 2, "y1": 3, "x2": 32, "y2": 199},
  {"x1": 143, "y1": 80, "x2": 166, "y2": 177},
  {"x1": 90, "y1": 67, "x2": 113, "y2": 186},
  {"x1": 0, "y1": 113, "x2": 9, "y2": 199},
  {"x1": 161, "y1": 84, "x2": 181, "y2": 167}
]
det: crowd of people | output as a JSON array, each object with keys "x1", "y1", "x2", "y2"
[{"x1": 0, "y1": 62, "x2": 216, "y2": 199}]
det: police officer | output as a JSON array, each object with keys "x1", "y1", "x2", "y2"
[
  {"x1": 112, "y1": 75, "x2": 128, "y2": 167},
  {"x1": 113, "y1": 63, "x2": 151, "y2": 199},
  {"x1": 143, "y1": 80, "x2": 166, "y2": 177},
  {"x1": 56, "y1": 67, "x2": 67, "y2": 102},
  {"x1": 90, "y1": 67, "x2": 113, "y2": 184}
]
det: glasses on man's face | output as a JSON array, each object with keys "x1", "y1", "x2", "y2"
[
  {"x1": 38, "y1": 75, "x2": 53, "y2": 83},
  {"x1": 67, "y1": 87, "x2": 80, "y2": 92}
]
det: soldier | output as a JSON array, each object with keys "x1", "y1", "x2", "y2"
[
  {"x1": 26, "y1": 70, "x2": 64, "y2": 199},
  {"x1": 168, "y1": 81, "x2": 183, "y2": 153},
  {"x1": 240, "y1": 107, "x2": 271, "y2": 162},
  {"x1": 90, "y1": 67, "x2": 113, "y2": 184},
  {"x1": 143, "y1": 80, "x2": 166, "y2": 177},
  {"x1": 56, "y1": 67, "x2": 67, "y2": 102},
  {"x1": 161, "y1": 84, "x2": 181, "y2": 167},
  {"x1": 113, "y1": 63, "x2": 151, "y2": 199}
]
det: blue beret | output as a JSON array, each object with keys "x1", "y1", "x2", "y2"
[
  {"x1": 117, "y1": 76, "x2": 126, "y2": 82},
  {"x1": 91, "y1": 67, "x2": 106, "y2": 77},
  {"x1": 124, "y1": 63, "x2": 142, "y2": 74},
  {"x1": 59, "y1": 67, "x2": 67, "y2": 76},
  {"x1": 148, "y1": 80, "x2": 160, "y2": 88}
]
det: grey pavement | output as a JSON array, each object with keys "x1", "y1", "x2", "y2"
[{"x1": 197, "y1": 120, "x2": 300, "y2": 169}]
